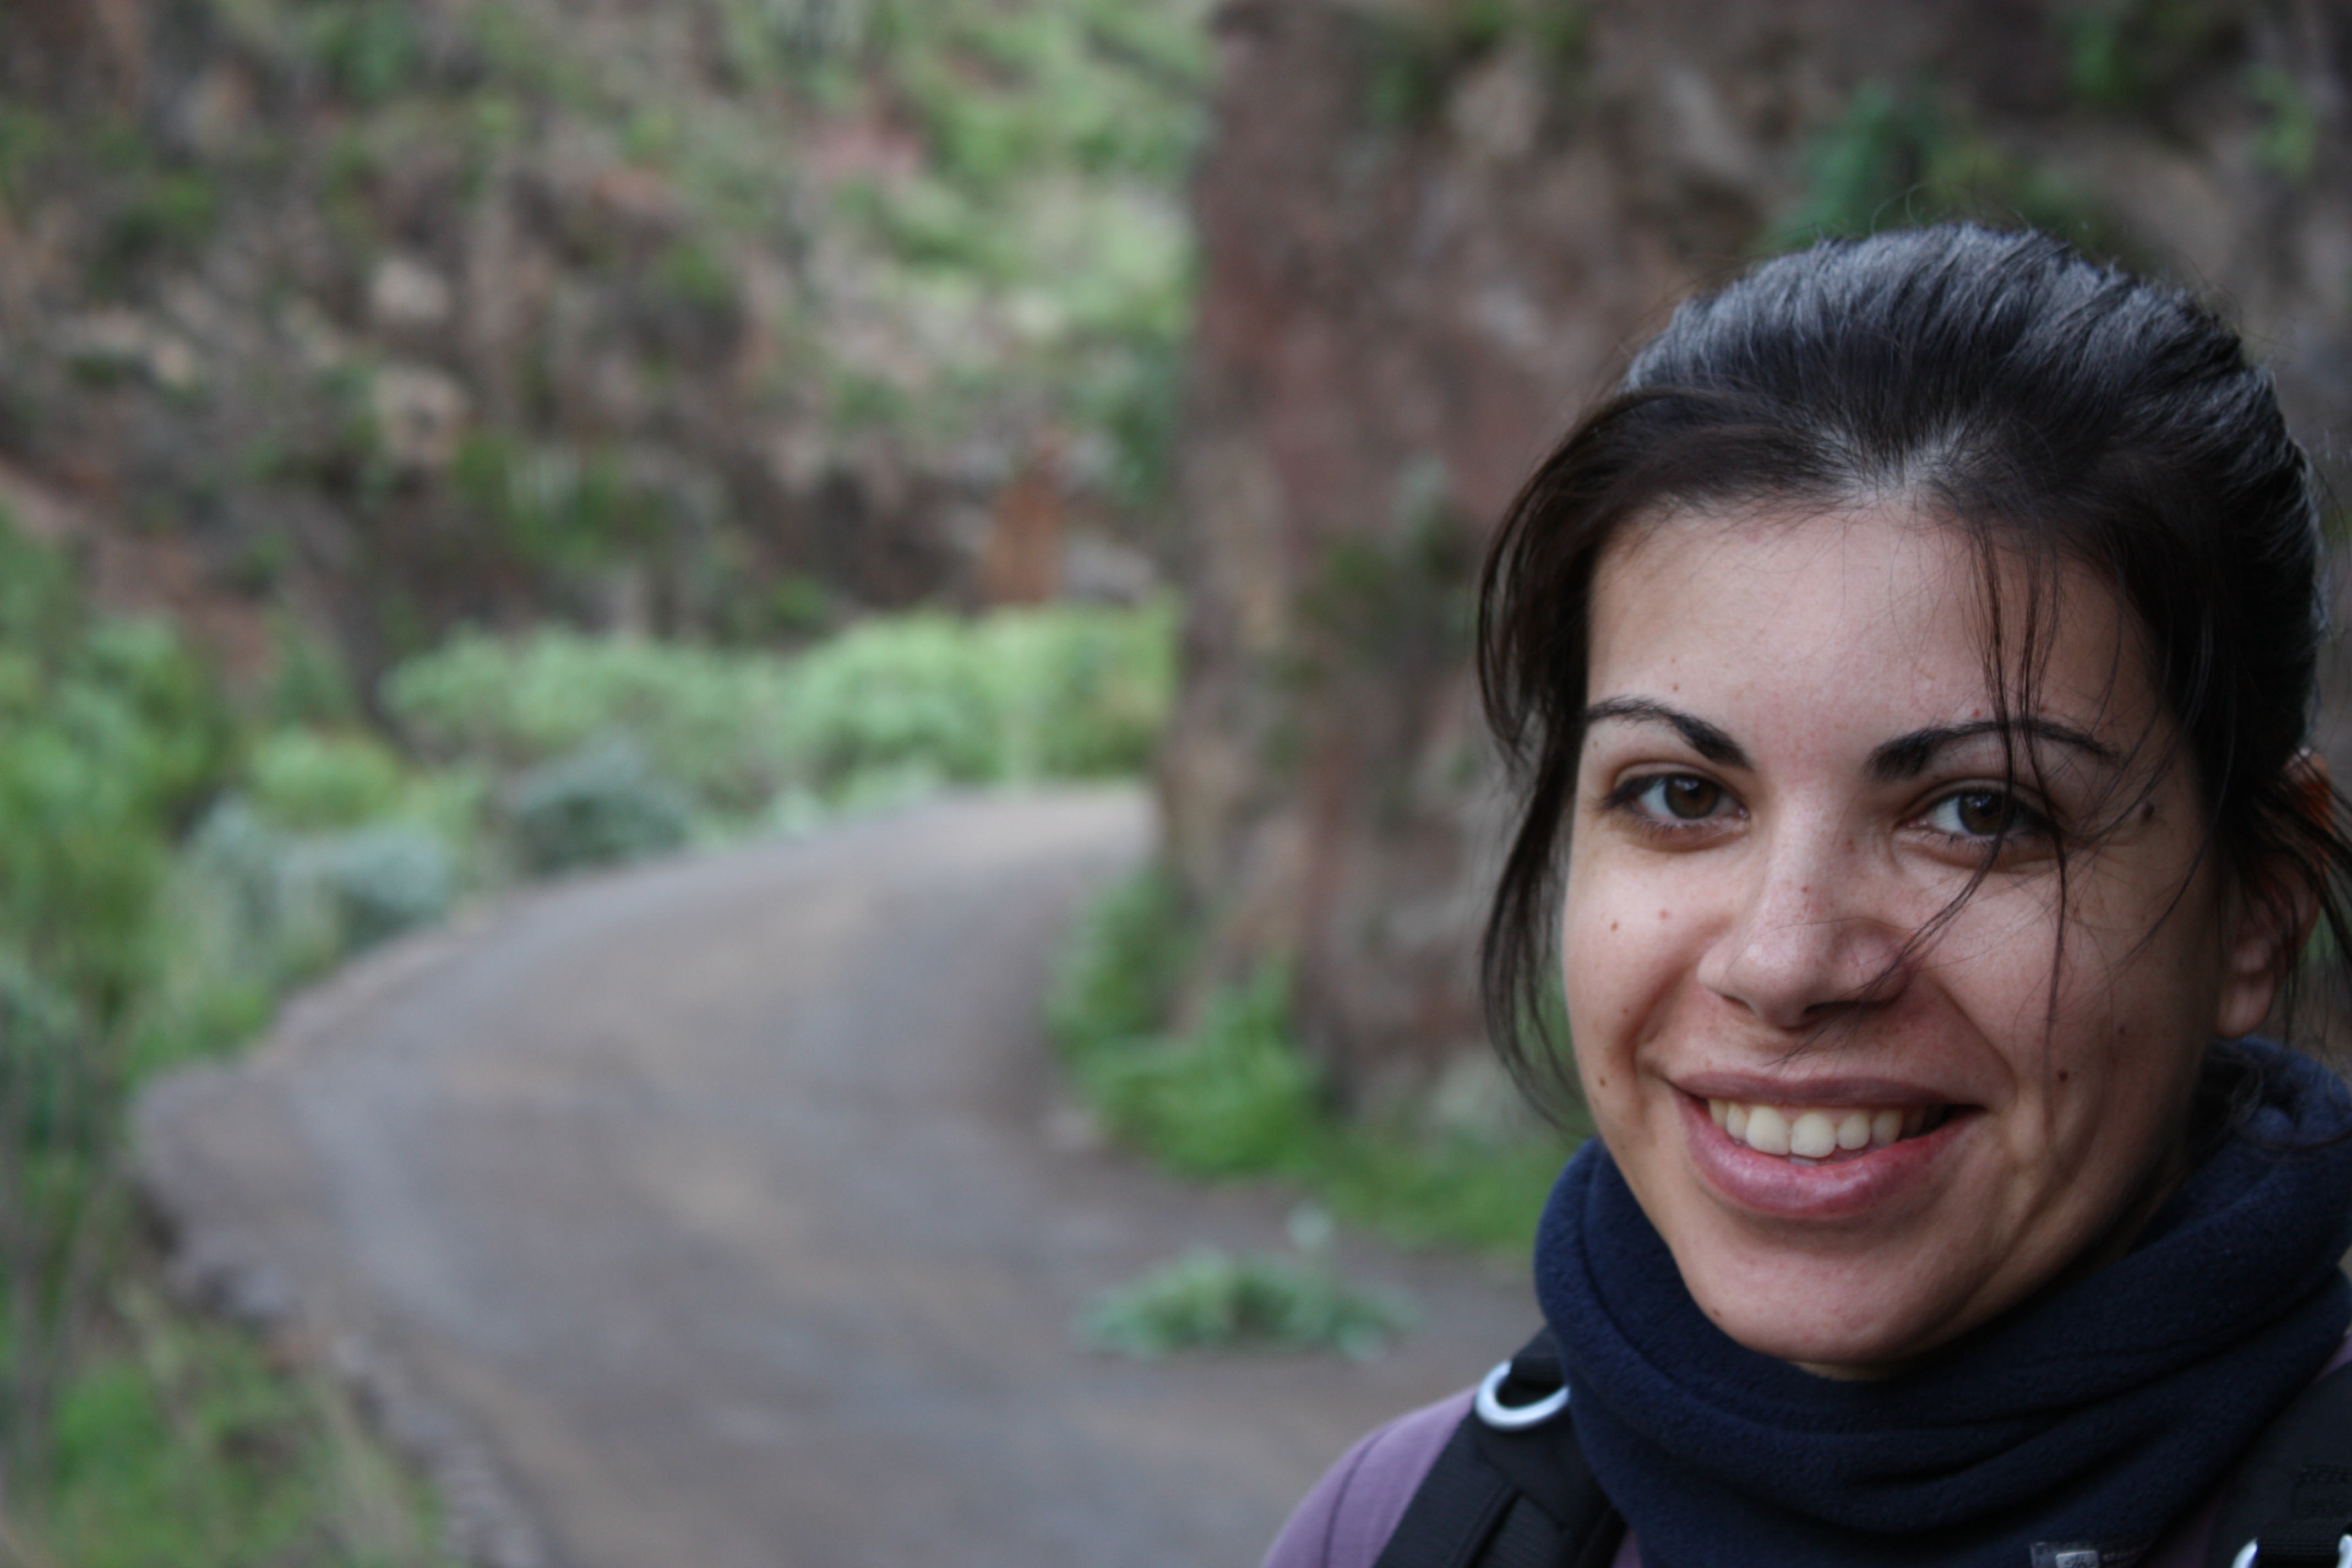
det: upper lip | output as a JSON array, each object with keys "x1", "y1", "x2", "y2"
[{"x1": 1674, "y1": 1071, "x2": 1965, "y2": 1108}]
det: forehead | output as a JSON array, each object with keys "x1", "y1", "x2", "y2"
[{"x1": 1586, "y1": 505, "x2": 2144, "y2": 732}]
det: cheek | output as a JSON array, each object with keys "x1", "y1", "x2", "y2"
[{"x1": 1560, "y1": 855, "x2": 1702, "y2": 1093}]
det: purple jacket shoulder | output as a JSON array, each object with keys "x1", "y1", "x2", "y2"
[
  {"x1": 1260, "y1": 1392, "x2": 1641, "y2": 1568},
  {"x1": 1260, "y1": 1392, "x2": 1469, "y2": 1568}
]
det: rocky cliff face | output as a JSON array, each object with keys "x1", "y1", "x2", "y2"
[{"x1": 1164, "y1": 0, "x2": 2352, "y2": 1106}]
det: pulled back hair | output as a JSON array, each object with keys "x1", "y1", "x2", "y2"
[{"x1": 1478, "y1": 224, "x2": 2352, "y2": 1114}]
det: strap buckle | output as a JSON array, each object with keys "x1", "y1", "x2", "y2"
[{"x1": 1473, "y1": 1359, "x2": 1569, "y2": 1430}]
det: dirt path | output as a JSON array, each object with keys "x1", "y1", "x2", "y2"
[{"x1": 135, "y1": 790, "x2": 1539, "y2": 1568}]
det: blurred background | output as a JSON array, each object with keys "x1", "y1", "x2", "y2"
[{"x1": 4, "y1": 0, "x2": 2351, "y2": 1562}]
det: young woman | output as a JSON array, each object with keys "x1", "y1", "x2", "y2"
[{"x1": 1265, "y1": 225, "x2": 2352, "y2": 1567}]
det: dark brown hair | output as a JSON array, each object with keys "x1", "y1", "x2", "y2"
[{"x1": 1478, "y1": 224, "x2": 2352, "y2": 1114}]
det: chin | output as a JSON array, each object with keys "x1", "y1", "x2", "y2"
[{"x1": 1674, "y1": 1233, "x2": 1970, "y2": 1376}]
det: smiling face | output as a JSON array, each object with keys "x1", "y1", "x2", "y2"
[{"x1": 1562, "y1": 503, "x2": 2292, "y2": 1374}]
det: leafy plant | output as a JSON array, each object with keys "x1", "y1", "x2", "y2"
[
  {"x1": 43, "y1": 1288, "x2": 456, "y2": 1568},
  {"x1": 246, "y1": 730, "x2": 410, "y2": 831},
  {"x1": 1048, "y1": 871, "x2": 1578, "y2": 1255},
  {"x1": 1077, "y1": 1242, "x2": 1415, "y2": 1361},
  {"x1": 502, "y1": 737, "x2": 694, "y2": 875},
  {"x1": 384, "y1": 602, "x2": 1175, "y2": 816}
]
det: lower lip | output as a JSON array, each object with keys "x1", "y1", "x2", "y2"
[{"x1": 1679, "y1": 1093, "x2": 1969, "y2": 1220}]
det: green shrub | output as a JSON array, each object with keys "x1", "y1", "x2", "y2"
[
  {"x1": 503, "y1": 737, "x2": 694, "y2": 875},
  {"x1": 1046, "y1": 866, "x2": 1190, "y2": 1054},
  {"x1": 304, "y1": 824, "x2": 456, "y2": 950},
  {"x1": 45, "y1": 1292, "x2": 453, "y2": 1568},
  {"x1": 246, "y1": 730, "x2": 409, "y2": 831},
  {"x1": 1076, "y1": 1246, "x2": 1414, "y2": 1360},
  {"x1": 978, "y1": 601, "x2": 1175, "y2": 777},
  {"x1": 781, "y1": 613, "x2": 1005, "y2": 784},
  {"x1": 1079, "y1": 962, "x2": 1322, "y2": 1179},
  {"x1": 383, "y1": 602, "x2": 1175, "y2": 817},
  {"x1": 1049, "y1": 871, "x2": 1577, "y2": 1254},
  {"x1": 0, "y1": 524, "x2": 234, "y2": 1016},
  {"x1": 164, "y1": 801, "x2": 457, "y2": 1020},
  {"x1": 385, "y1": 628, "x2": 797, "y2": 809}
]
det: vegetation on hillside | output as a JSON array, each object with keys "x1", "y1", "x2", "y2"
[{"x1": 0, "y1": 0, "x2": 1207, "y2": 669}]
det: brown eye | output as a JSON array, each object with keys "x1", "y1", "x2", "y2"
[
  {"x1": 1658, "y1": 776, "x2": 1722, "y2": 820},
  {"x1": 1927, "y1": 789, "x2": 2048, "y2": 841}
]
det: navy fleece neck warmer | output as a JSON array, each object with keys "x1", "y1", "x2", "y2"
[{"x1": 1534, "y1": 1041, "x2": 2352, "y2": 1568}]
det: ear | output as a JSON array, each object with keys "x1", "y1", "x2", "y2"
[{"x1": 2213, "y1": 752, "x2": 2332, "y2": 1040}]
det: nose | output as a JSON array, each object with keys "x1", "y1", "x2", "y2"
[{"x1": 1696, "y1": 826, "x2": 1913, "y2": 1030}]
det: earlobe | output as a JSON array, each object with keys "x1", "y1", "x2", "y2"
[{"x1": 2213, "y1": 753, "x2": 2333, "y2": 1041}]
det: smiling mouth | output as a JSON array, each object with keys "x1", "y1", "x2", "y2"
[{"x1": 1706, "y1": 1099, "x2": 1954, "y2": 1164}]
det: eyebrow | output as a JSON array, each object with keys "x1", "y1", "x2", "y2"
[
  {"x1": 1863, "y1": 718, "x2": 2121, "y2": 783},
  {"x1": 1581, "y1": 698, "x2": 1750, "y2": 767},
  {"x1": 1581, "y1": 699, "x2": 2122, "y2": 782}
]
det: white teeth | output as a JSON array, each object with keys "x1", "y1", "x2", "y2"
[
  {"x1": 1788, "y1": 1110, "x2": 1837, "y2": 1159},
  {"x1": 1706, "y1": 1098, "x2": 1945, "y2": 1160}
]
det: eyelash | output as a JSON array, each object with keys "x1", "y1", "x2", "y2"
[
  {"x1": 1601, "y1": 774, "x2": 2057, "y2": 850},
  {"x1": 1602, "y1": 774, "x2": 1738, "y2": 836}
]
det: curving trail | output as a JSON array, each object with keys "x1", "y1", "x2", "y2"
[{"x1": 137, "y1": 790, "x2": 1537, "y2": 1568}]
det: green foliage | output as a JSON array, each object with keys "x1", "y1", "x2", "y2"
[
  {"x1": 503, "y1": 737, "x2": 694, "y2": 875},
  {"x1": 781, "y1": 613, "x2": 1004, "y2": 783},
  {"x1": 1769, "y1": 83, "x2": 2135, "y2": 263},
  {"x1": 1081, "y1": 962, "x2": 1324, "y2": 1178},
  {"x1": 1048, "y1": 872, "x2": 1577, "y2": 1255},
  {"x1": 160, "y1": 799, "x2": 458, "y2": 1020},
  {"x1": 878, "y1": 0, "x2": 1208, "y2": 195},
  {"x1": 44, "y1": 1292, "x2": 455, "y2": 1568},
  {"x1": 783, "y1": 602, "x2": 1175, "y2": 787},
  {"x1": 1046, "y1": 867, "x2": 1191, "y2": 1052},
  {"x1": 94, "y1": 158, "x2": 223, "y2": 285},
  {"x1": 246, "y1": 730, "x2": 409, "y2": 831},
  {"x1": 794, "y1": 0, "x2": 1204, "y2": 507},
  {"x1": 300, "y1": 0, "x2": 426, "y2": 106},
  {"x1": 385, "y1": 601, "x2": 1176, "y2": 815},
  {"x1": 306, "y1": 824, "x2": 459, "y2": 949},
  {"x1": 265, "y1": 622, "x2": 364, "y2": 731},
  {"x1": 449, "y1": 435, "x2": 671, "y2": 576},
  {"x1": 2248, "y1": 66, "x2": 2317, "y2": 183},
  {"x1": 2059, "y1": 0, "x2": 2239, "y2": 109},
  {"x1": 0, "y1": 525, "x2": 236, "y2": 1016},
  {"x1": 385, "y1": 628, "x2": 799, "y2": 808},
  {"x1": 1076, "y1": 1241, "x2": 1414, "y2": 1360}
]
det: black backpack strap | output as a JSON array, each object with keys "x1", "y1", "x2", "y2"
[
  {"x1": 2206, "y1": 1360, "x2": 2352, "y2": 1568},
  {"x1": 1372, "y1": 1330, "x2": 1624, "y2": 1568}
]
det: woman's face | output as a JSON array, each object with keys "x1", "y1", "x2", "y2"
[{"x1": 1561, "y1": 504, "x2": 2289, "y2": 1374}]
